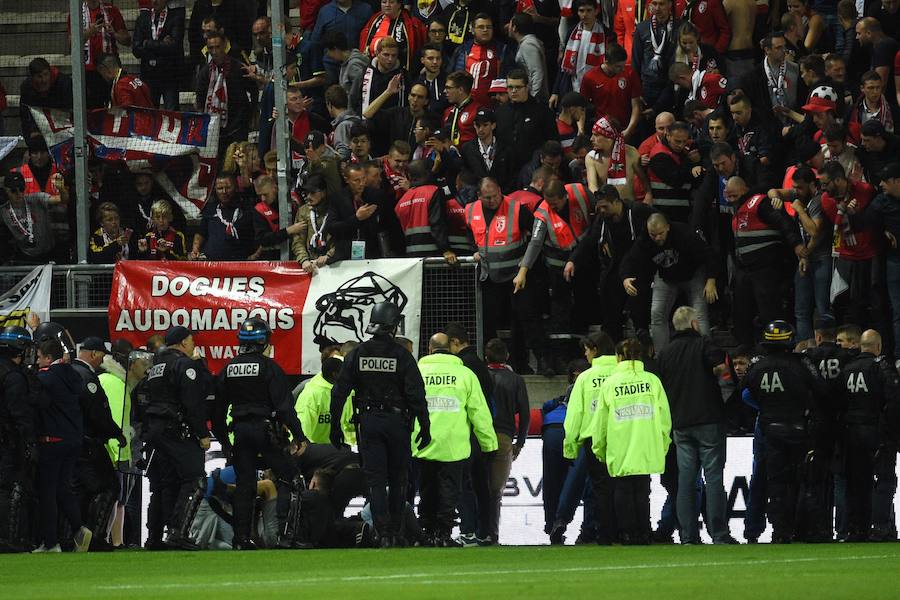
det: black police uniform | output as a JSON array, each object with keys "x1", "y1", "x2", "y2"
[
  {"x1": 803, "y1": 341, "x2": 855, "y2": 539},
  {"x1": 743, "y1": 349, "x2": 830, "y2": 542},
  {"x1": 838, "y1": 352, "x2": 900, "y2": 540},
  {"x1": 70, "y1": 358, "x2": 124, "y2": 547},
  {"x1": 0, "y1": 355, "x2": 37, "y2": 551},
  {"x1": 145, "y1": 347, "x2": 210, "y2": 547},
  {"x1": 330, "y1": 336, "x2": 429, "y2": 542},
  {"x1": 213, "y1": 349, "x2": 304, "y2": 545}
]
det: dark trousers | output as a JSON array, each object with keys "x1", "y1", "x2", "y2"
[
  {"x1": 765, "y1": 434, "x2": 811, "y2": 542},
  {"x1": 37, "y1": 440, "x2": 82, "y2": 548},
  {"x1": 145, "y1": 442, "x2": 177, "y2": 543},
  {"x1": 541, "y1": 425, "x2": 569, "y2": 532},
  {"x1": 733, "y1": 263, "x2": 790, "y2": 346},
  {"x1": 417, "y1": 459, "x2": 465, "y2": 534},
  {"x1": 657, "y1": 442, "x2": 680, "y2": 536},
  {"x1": 358, "y1": 410, "x2": 411, "y2": 537},
  {"x1": 0, "y1": 446, "x2": 34, "y2": 547},
  {"x1": 844, "y1": 427, "x2": 877, "y2": 538},
  {"x1": 872, "y1": 445, "x2": 898, "y2": 536},
  {"x1": 143, "y1": 74, "x2": 180, "y2": 110},
  {"x1": 481, "y1": 278, "x2": 544, "y2": 370},
  {"x1": 459, "y1": 436, "x2": 493, "y2": 537},
  {"x1": 744, "y1": 423, "x2": 768, "y2": 540},
  {"x1": 614, "y1": 474, "x2": 652, "y2": 544},
  {"x1": 145, "y1": 419, "x2": 205, "y2": 537},
  {"x1": 77, "y1": 441, "x2": 119, "y2": 535},
  {"x1": 598, "y1": 270, "x2": 650, "y2": 342},
  {"x1": 232, "y1": 419, "x2": 296, "y2": 540},
  {"x1": 585, "y1": 441, "x2": 617, "y2": 544}
]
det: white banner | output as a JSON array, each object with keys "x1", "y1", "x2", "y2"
[
  {"x1": 299, "y1": 258, "x2": 425, "y2": 374},
  {"x1": 0, "y1": 136, "x2": 20, "y2": 162},
  {"x1": 500, "y1": 438, "x2": 900, "y2": 545},
  {"x1": 0, "y1": 265, "x2": 52, "y2": 329}
]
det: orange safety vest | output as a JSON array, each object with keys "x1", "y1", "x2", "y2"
[
  {"x1": 732, "y1": 194, "x2": 782, "y2": 262},
  {"x1": 509, "y1": 188, "x2": 543, "y2": 213},
  {"x1": 395, "y1": 184, "x2": 440, "y2": 256},
  {"x1": 466, "y1": 195, "x2": 525, "y2": 282},
  {"x1": 534, "y1": 183, "x2": 591, "y2": 268},
  {"x1": 17, "y1": 163, "x2": 60, "y2": 196},
  {"x1": 445, "y1": 196, "x2": 474, "y2": 253}
]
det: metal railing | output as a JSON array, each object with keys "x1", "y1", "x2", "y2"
[{"x1": 1, "y1": 258, "x2": 484, "y2": 350}]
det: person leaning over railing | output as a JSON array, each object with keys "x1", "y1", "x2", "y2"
[{"x1": 292, "y1": 175, "x2": 335, "y2": 273}]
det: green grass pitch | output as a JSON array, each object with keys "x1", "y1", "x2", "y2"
[{"x1": 2, "y1": 544, "x2": 899, "y2": 599}]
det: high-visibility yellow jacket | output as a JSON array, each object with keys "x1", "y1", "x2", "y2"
[
  {"x1": 412, "y1": 353, "x2": 497, "y2": 461},
  {"x1": 562, "y1": 355, "x2": 618, "y2": 459},
  {"x1": 296, "y1": 372, "x2": 356, "y2": 445}
]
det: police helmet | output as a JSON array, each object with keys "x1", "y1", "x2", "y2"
[
  {"x1": 366, "y1": 302, "x2": 402, "y2": 335},
  {"x1": 762, "y1": 320, "x2": 795, "y2": 348},
  {"x1": 237, "y1": 317, "x2": 271, "y2": 350},
  {"x1": 33, "y1": 321, "x2": 77, "y2": 355},
  {"x1": 0, "y1": 326, "x2": 33, "y2": 352}
]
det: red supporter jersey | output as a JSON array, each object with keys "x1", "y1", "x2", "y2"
[
  {"x1": 112, "y1": 74, "x2": 154, "y2": 108},
  {"x1": 67, "y1": 4, "x2": 127, "y2": 69},
  {"x1": 821, "y1": 180, "x2": 876, "y2": 261},
  {"x1": 697, "y1": 72, "x2": 728, "y2": 109},
  {"x1": 580, "y1": 65, "x2": 641, "y2": 130}
]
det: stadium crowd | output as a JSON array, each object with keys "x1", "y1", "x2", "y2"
[{"x1": 1, "y1": 0, "x2": 900, "y2": 550}]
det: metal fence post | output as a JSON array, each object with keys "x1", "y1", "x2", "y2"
[
  {"x1": 271, "y1": 0, "x2": 291, "y2": 260},
  {"x1": 69, "y1": 0, "x2": 91, "y2": 264}
]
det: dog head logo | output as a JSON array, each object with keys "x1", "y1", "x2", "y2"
[{"x1": 313, "y1": 271, "x2": 408, "y2": 347}]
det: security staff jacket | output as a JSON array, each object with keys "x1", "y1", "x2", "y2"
[
  {"x1": 562, "y1": 355, "x2": 617, "y2": 459},
  {"x1": 412, "y1": 352, "x2": 497, "y2": 462},
  {"x1": 465, "y1": 195, "x2": 533, "y2": 282},
  {"x1": 742, "y1": 350, "x2": 829, "y2": 430},
  {"x1": 731, "y1": 193, "x2": 801, "y2": 269},
  {"x1": 214, "y1": 350, "x2": 304, "y2": 443},
  {"x1": 145, "y1": 347, "x2": 210, "y2": 440},
  {"x1": 295, "y1": 371, "x2": 356, "y2": 445},
  {"x1": 394, "y1": 183, "x2": 450, "y2": 257},
  {"x1": 71, "y1": 359, "x2": 123, "y2": 443},
  {"x1": 590, "y1": 359, "x2": 672, "y2": 477},
  {"x1": 838, "y1": 352, "x2": 900, "y2": 438},
  {"x1": 330, "y1": 334, "x2": 429, "y2": 428}
]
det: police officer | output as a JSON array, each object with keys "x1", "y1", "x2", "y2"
[
  {"x1": 213, "y1": 318, "x2": 305, "y2": 550},
  {"x1": 70, "y1": 336, "x2": 126, "y2": 550},
  {"x1": 415, "y1": 333, "x2": 497, "y2": 547},
  {"x1": 145, "y1": 326, "x2": 211, "y2": 550},
  {"x1": 330, "y1": 302, "x2": 431, "y2": 547},
  {"x1": 837, "y1": 329, "x2": 900, "y2": 541},
  {"x1": 742, "y1": 320, "x2": 830, "y2": 543},
  {"x1": 0, "y1": 326, "x2": 37, "y2": 552},
  {"x1": 804, "y1": 316, "x2": 855, "y2": 540}
]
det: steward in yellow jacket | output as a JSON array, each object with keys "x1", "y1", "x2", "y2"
[{"x1": 413, "y1": 334, "x2": 497, "y2": 546}]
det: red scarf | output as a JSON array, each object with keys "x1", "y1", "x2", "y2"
[
  {"x1": 205, "y1": 60, "x2": 229, "y2": 126},
  {"x1": 593, "y1": 117, "x2": 627, "y2": 185},
  {"x1": 382, "y1": 157, "x2": 406, "y2": 199},
  {"x1": 82, "y1": 1, "x2": 115, "y2": 67},
  {"x1": 849, "y1": 94, "x2": 894, "y2": 134},
  {"x1": 254, "y1": 201, "x2": 279, "y2": 233},
  {"x1": 561, "y1": 21, "x2": 606, "y2": 78}
]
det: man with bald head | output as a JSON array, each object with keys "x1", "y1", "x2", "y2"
[
  {"x1": 414, "y1": 331, "x2": 497, "y2": 547},
  {"x1": 619, "y1": 211, "x2": 718, "y2": 350},
  {"x1": 838, "y1": 328, "x2": 900, "y2": 541},
  {"x1": 726, "y1": 176, "x2": 805, "y2": 346},
  {"x1": 638, "y1": 112, "x2": 675, "y2": 165}
]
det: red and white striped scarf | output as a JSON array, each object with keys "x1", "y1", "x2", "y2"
[
  {"x1": 559, "y1": 0, "x2": 575, "y2": 17},
  {"x1": 205, "y1": 61, "x2": 229, "y2": 126},
  {"x1": 150, "y1": 6, "x2": 168, "y2": 40},
  {"x1": 561, "y1": 21, "x2": 606, "y2": 85},
  {"x1": 850, "y1": 94, "x2": 894, "y2": 134},
  {"x1": 83, "y1": 1, "x2": 114, "y2": 66},
  {"x1": 593, "y1": 117, "x2": 626, "y2": 185}
]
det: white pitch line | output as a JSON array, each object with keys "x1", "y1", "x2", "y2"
[{"x1": 95, "y1": 553, "x2": 900, "y2": 591}]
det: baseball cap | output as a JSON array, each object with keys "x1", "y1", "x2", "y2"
[
  {"x1": 801, "y1": 96, "x2": 836, "y2": 113},
  {"x1": 488, "y1": 79, "x2": 507, "y2": 94},
  {"x1": 305, "y1": 130, "x2": 326, "y2": 149},
  {"x1": 473, "y1": 108, "x2": 496, "y2": 124},
  {"x1": 880, "y1": 162, "x2": 900, "y2": 182},
  {"x1": 80, "y1": 336, "x2": 108, "y2": 353},
  {"x1": 429, "y1": 128, "x2": 450, "y2": 141},
  {"x1": 164, "y1": 326, "x2": 193, "y2": 346},
  {"x1": 3, "y1": 171, "x2": 25, "y2": 192}
]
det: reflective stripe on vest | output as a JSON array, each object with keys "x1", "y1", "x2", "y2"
[
  {"x1": 732, "y1": 194, "x2": 782, "y2": 258},
  {"x1": 534, "y1": 183, "x2": 590, "y2": 268},
  {"x1": 445, "y1": 197, "x2": 473, "y2": 252},
  {"x1": 466, "y1": 195, "x2": 525, "y2": 280},
  {"x1": 396, "y1": 184, "x2": 440, "y2": 256}
]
